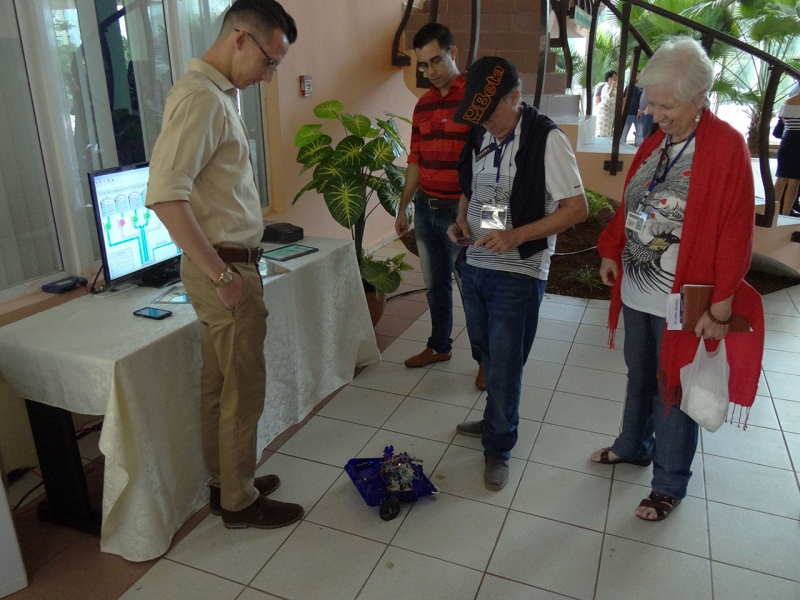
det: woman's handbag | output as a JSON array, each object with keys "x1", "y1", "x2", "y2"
[
  {"x1": 679, "y1": 339, "x2": 730, "y2": 432},
  {"x1": 773, "y1": 118, "x2": 785, "y2": 139}
]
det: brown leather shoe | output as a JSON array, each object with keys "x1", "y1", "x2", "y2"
[
  {"x1": 404, "y1": 347, "x2": 451, "y2": 368},
  {"x1": 475, "y1": 364, "x2": 485, "y2": 390},
  {"x1": 221, "y1": 494, "x2": 304, "y2": 529},
  {"x1": 209, "y1": 474, "x2": 281, "y2": 516}
]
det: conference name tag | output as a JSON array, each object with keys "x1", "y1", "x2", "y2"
[
  {"x1": 625, "y1": 211, "x2": 648, "y2": 234},
  {"x1": 481, "y1": 204, "x2": 507, "y2": 230}
]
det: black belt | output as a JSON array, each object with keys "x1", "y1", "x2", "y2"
[
  {"x1": 417, "y1": 192, "x2": 459, "y2": 209},
  {"x1": 214, "y1": 246, "x2": 263, "y2": 264}
]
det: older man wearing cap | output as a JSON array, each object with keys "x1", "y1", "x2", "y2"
[{"x1": 448, "y1": 57, "x2": 588, "y2": 490}]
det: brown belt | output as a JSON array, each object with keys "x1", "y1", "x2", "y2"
[
  {"x1": 214, "y1": 246, "x2": 263, "y2": 264},
  {"x1": 417, "y1": 191, "x2": 459, "y2": 209}
]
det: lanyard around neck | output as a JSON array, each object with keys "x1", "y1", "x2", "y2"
[
  {"x1": 649, "y1": 131, "x2": 695, "y2": 191},
  {"x1": 493, "y1": 132, "x2": 515, "y2": 183}
]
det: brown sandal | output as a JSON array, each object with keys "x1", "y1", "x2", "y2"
[
  {"x1": 592, "y1": 447, "x2": 651, "y2": 467},
  {"x1": 637, "y1": 491, "x2": 681, "y2": 521}
]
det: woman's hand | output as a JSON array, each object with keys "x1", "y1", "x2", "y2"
[
  {"x1": 599, "y1": 257, "x2": 619, "y2": 287},
  {"x1": 694, "y1": 310, "x2": 730, "y2": 340}
]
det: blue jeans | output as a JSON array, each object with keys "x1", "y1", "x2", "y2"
[
  {"x1": 611, "y1": 305, "x2": 699, "y2": 499},
  {"x1": 461, "y1": 263, "x2": 547, "y2": 459},
  {"x1": 413, "y1": 198, "x2": 462, "y2": 354}
]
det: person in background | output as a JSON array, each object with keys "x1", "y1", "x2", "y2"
[
  {"x1": 448, "y1": 57, "x2": 587, "y2": 491},
  {"x1": 146, "y1": 0, "x2": 304, "y2": 530},
  {"x1": 775, "y1": 89, "x2": 800, "y2": 216},
  {"x1": 395, "y1": 23, "x2": 484, "y2": 389},
  {"x1": 590, "y1": 37, "x2": 764, "y2": 521},
  {"x1": 622, "y1": 70, "x2": 642, "y2": 146},
  {"x1": 638, "y1": 85, "x2": 654, "y2": 144},
  {"x1": 595, "y1": 70, "x2": 618, "y2": 137}
]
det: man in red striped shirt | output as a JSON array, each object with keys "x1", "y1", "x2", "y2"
[{"x1": 395, "y1": 23, "x2": 482, "y2": 387}]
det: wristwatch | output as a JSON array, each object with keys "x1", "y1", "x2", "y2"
[{"x1": 213, "y1": 265, "x2": 234, "y2": 288}]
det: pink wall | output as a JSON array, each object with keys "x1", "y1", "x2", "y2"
[{"x1": 262, "y1": 0, "x2": 419, "y2": 251}]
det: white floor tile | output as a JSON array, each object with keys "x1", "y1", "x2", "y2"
[
  {"x1": 595, "y1": 535, "x2": 712, "y2": 600},
  {"x1": 452, "y1": 327, "x2": 472, "y2": 349},
  {"x1": 764, "y1": 313, "x2": 800, "y2": 334},
  {"x1": 77, "y1": 430, "x2": 102, "y2": 461},
  {"x1": 566, "y1": 343, "x2": 627, "y2": 374},
  {"x1": 317, "y1": 385, "x2": 405, "y2": 428},
  {"x1": 535, "y1": 317, "x2": 579, "y2": 342},
  {"x1": 305, "y1": 472, "x2": 406, "y2": 543},
  {"x1": 574, "y1": 322, "x2": 625, "y2": 349},
  {"x1": 543, "y1": 293, "x2": 588, "y2": 306},
  {"x1": 350, "y1": 360, "x2": 427, "y2": 395},
  {"x1": 430, "y1": 346, "x2": 481, "y2": 377},
  {"x1": 613, "y1": 456, "x2": 706, "y2": 499},
  {"x1": 708, "y1": 501, "x2": 800, "y2": 581},
  {"x1": 409, "y1": 368, "x2": 482, "y2": 408},
  {"x1": 764, "y1": 370, "x2": 800, "y2": 402},
  {"x1": 382, "y1": 396, "x2": 469, "y2": 443},
  {"x1": 786, "y1": 431, "x2": 800, "y2": 468},
  {"x1": 762, "y1": 299, "x2": 800, "y2": 316},
  {"x1": 701, "y1": 423, "x2": 792, "y2": 470},
  {"x1": 357, "y1": 430, "x2": 449, "y2": 474},
  {"x1": 380, "y1": 338, "x2": 429, "y2": 365},
  {"x1": 746, "y1": 395, "x2": 780, "y2": 430},
  {"x1": 166, "y1": 513, "x2": 295, "y2": 583},
  {"x1": 452, "y1": 408, "x2": 540, "y2": 461},
  {"x1": 583, "y1": 306, "x2": 624, "y2": 329},
  {"x1": 703, "y1": 454, "x2": 800, "y2": 519},
  {"x1": 358, "y1": 546, "x2": 482, "y2": 600},
  {"x1": 543, "y1": 391, "x2": 623, "y2": 436},
  {"x1": 512, "y1": 462, "x2": 611, "y2": 531},
  {"x1": 529, "y1": 423, "x2": 617, "y2": 478},
  {"x1": 528, "y1": 337, "x2": 571, "y2": 364},
  {"x1": 763, "y1": 349, "x2": 800, "y2": 375},
  {"x1": 238, "y1": 589, "x2": 279, "y2": 600},
  {"x1": 521, "y1": 358, "x2": 564, "y2": 390},
  {"x1": 476, "y1": 575, "x2": 568, "y2": 600},
  {"x1": 605, "y1": 480, "x2": 710, "y2": 557},
  {"x1": 763, "y1": 329, "x2": 800, "y2": 352},
  {"x1": 489, "y1": 511, "x2": 603, "y2": 600},
  {"x1": 518, "y1": 385, "x2": 554, "y2": 422},
  {"x1": 775, "y1": 398, "x2": 800, "y2": 434},
  {"x1": 257, "y1": 453, "x2": 343, "y2": 515},
  {"x1": 250, "y1": 522, "x2": 384, "y2": 600},
  {"x1": 120, "y1": 560, "x2": 243, "y2": 600},
  {"x1": 762, "y1": 289, "x2": 792, "y2": 301},
  {"x1": 431, "y1": 445, "x2": 524, "y2": 507},
  {"x1": 538, "y1": 302, "x2": 586, "y2": 323},
  {"x1": 393, "y1": 492, "x2": 506, "y2": 570},
  {"x1": 556, "y1": 364, "x2": 628, "y2": 401},
  {"x1": 276, "y1": 416, "x2": 376, "y2": 467},
  {"x1": 712, "y1": 561, "x2": 800, "y2": 600},
  {"x1": 399, "y1": 319, "x2": 464, "y2": 343}
]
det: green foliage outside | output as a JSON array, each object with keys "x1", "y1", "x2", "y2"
[
  {"x1": 568, "y1": 265, "x2": 603, "y2": 293},
  {"x1": 585, "y1": 190, "x2": 615, "y2": 222}
]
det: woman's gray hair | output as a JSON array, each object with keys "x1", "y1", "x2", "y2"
[{"x1": 639, "y1": 37, "x2": 714, "y2": 107}]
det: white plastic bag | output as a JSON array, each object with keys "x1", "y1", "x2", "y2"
[{"x1": 679, "y1": 339, "x2": 730, "y2": 432}]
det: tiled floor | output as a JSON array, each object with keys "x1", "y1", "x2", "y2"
[{"x1": 7, "y1": 239, "x2": 800, "y2": 600}]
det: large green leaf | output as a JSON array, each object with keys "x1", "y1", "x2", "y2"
[
  {"x1": 375, "y1": 177, "x2": 402, "y2": 217},
  {"x1": 313, "y1": 159, "x2": 345, "y2": 193},
  {"x1": 384, "y1": 112, "x2": 412, "y2": 125},
  {"x1": 314, "y1": 100, "x2": 344, "y2": 119},
  {"x1": 341, "y1": 113, "x2": 374, "y2": 137},
  {"x1": 292, "y1": 179, "x2": 318, "y2": 204},
  {"x1": 296, "y1": 134, "x2": 333, "y2": 166},
  {"x1": 383, "y1": 163, "x2": 406, "y2": 191},
  {"x1": 323, "y1": 175, "x2": 367, "y2": 228},
  {"x1": 363, "y1": 137, "x2": 396, "y2": 170},
  {"x1": 376, "y1": 118, "x2": 407, "y2": 156},
  {"x1": 359, "y1": 261, "x2": 402, "y2": 294},
  {"x1": 294, "y1": 124, "x2": 323, "y2": 147},
  {"x1": 332, "y1": 135, "x2": 371, "y2": 169}
]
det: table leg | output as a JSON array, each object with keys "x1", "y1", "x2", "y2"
[{"x1": 24, "y1": 400, "x2": 101, "y2": 536}]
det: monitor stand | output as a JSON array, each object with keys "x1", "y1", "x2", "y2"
[{"x1": 128, "y1": 259, "x2": 181, "y2": 288}]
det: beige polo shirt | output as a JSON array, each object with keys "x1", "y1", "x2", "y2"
[{"x1": 146, "y1": 58, "x2": 263, "y2": 248}]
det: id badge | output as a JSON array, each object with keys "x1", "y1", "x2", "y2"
[
  {"x1": 481, "y1": 203, "x2": 507, "y2": 230},
  {"x1": 625, "y1": 211, "x2": 648, "y2": 234}
]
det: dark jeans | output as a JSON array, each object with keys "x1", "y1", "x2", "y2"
[
  {"x1": 461, "y1": 263, "x2": 547, "y2": 459},
  {"x1": 611, "y1": 305, "x2": 699, "y2": 499},
  {"x1": 413, "y1": 197, "x2": 462, "y2": 354}
]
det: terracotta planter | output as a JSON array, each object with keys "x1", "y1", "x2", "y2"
[{"x1": 365, "y1": 290, "x2": 386, "y2": 327}]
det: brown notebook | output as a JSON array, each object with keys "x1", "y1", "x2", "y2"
[{"x1": 681, "y1": 284, "x2": 750, "y2": 332}]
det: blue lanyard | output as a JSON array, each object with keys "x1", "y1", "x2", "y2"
[
  {"x1": 493, "y1": 132, "x2": 515, "y2": 184},
  {"x1": 648, "y1": 131, "x2": 695, "y2": 192}
]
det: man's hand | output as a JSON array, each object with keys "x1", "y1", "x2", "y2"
[
  {"x1": 395, "y1": 211, "x2": 410, "y2": 237},
  {"x1": 447, "y1": 219, "x2": 470, "y2": 243},
  {"x1": 216, "y1": 271, "x2": 245, "y2": 310},
  {"x1": 599, "y1": 257, "x2": 619, "y2": 287},
  {"x1": 475, "y1": 229, "x2": 523, "y2": 254}
]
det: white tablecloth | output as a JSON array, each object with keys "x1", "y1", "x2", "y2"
[{"x1": 0, "y1": 238, "x2": 380, "y2": 561}]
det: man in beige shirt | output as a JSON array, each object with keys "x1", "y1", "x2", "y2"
[{"x1": 146, "y1": 0, "x2": 302, "y2": 530}]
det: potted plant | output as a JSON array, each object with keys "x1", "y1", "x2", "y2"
[{"x1": 293, "y1": 100, "x2": 413, "y2": 324}]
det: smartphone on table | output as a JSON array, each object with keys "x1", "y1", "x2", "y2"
[{"x1": 133, "y1": 307, "x2": 172, "y2": 320}]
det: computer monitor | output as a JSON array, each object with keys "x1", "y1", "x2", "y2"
[{"x1": 88, "y1": 163, "x2": 181, "y2": 288}]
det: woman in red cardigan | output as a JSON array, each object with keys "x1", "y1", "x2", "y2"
[{"x1": 590, "y1": 37, "x2": 764, "y2": 521}]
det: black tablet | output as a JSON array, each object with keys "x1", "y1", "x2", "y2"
[{"x1": 261, "y1": 244, "x2": 319, "y2": 262}]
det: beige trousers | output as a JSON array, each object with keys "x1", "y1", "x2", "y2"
[{"x1": 181, "y1": 255, "x2": 269, "y2": 512}]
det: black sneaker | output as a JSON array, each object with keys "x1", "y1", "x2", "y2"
[
  {"x1": 456, "y1": 420, "x2": 484, "y2": 438},
  {"x1": 484, "y1": 456, "x2": 509, "y2": 491}
]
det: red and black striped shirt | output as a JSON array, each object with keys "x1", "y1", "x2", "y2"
[{"x1": 408, "y1": 75, "x2": 471, "y2": 200}]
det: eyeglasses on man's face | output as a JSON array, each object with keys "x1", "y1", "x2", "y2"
[
  {"x1": 235, "y1": 28, "x2": 278, "y2": 73},
  {"x1": 417, "y1": 48, "x2": 451, "y2": 72}
]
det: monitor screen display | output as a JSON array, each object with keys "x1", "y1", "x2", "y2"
[{"x1": 88, "y1": 163, "x2": 181, "y2": 287}]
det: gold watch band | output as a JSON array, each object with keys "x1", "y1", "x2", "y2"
[{"x1": 213, "y1": 265, "x2": 234, "y2": 288}]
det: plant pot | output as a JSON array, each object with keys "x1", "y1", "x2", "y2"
[{"x1": 363, "y1": 279, "x2": 386, "y2": 327}]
